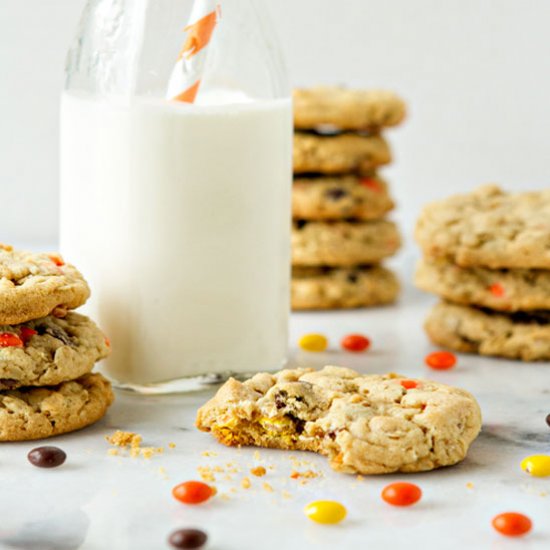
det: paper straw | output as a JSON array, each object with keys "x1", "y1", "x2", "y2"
[{"x1": 166, "y1": 1, "x2": 221, "y2": 103}]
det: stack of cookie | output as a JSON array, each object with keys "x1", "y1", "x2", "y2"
[
  {"x1": 415, "y1": 185, "x2": 550, "y2": 361},
  {"x1": 291, "y1": 87, "x2": 406, "y2": 310},
  {"x1": 0, "y1": 244, "x2": 114, "y2": 441}
]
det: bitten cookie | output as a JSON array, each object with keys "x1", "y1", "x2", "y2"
[
  {"x1": 416, "y1": 259, "x2": 550, "y2": 312},
  {"x1": 0, "y1": 373, "x2": 114, "y2": 441},
  {"x1": 293, "y1": 87, "x2": 406, "y2": 131},
  {"x1": 292, "y1": 220, "x2": 401, "y2": 267},
  {"x1": 425, "y1": 301, "x2": 550, "y2": 361},
  {"x1": 0, "y1": 312, "x2": 110, "y2": 390},
  {"x1": 292, "y1": 175, "x2": 394, "y2": 221},
  {"x1": 196, "y1": 366, "x2": 482, "y2": 475},
  {"x1": 415, "y1": 185, "x2": 550, "y2": 269},
  {"x1": 0, "y1": 244, "x2": 90, "y2": 325},
  {"x1": 292, "y1": 266, "x2": 399, "y2": 310},
  {"x1": 293, "y1": 133, "x2": 391, "y2": 175}
]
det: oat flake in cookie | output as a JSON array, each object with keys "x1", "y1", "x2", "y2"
[
  {"x1": 0, "y1": 312, "x2": 110, "y2": 390},
  {"x1": 0, "y1": 373, "x2": 114, "y2": 441},
  {"x1": 196, "y1": 366, "x2": 482, "y2": 475},
  {"x1": 0, "y1": 244, "x2": 90, "y2": 324}
]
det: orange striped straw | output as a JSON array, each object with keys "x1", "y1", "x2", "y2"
[{"x1": 167, "y1": 1, "x2": 221, "y2": 103}]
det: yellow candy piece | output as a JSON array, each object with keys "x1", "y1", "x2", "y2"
[
  {"x1": 298, "y1": 333, "x2": 328, "y2": 352},
  {"x1": 304, "y1": 500, "x2": 347, "y2": 524},
  {"x1": 521, "y1": 455, "x2": 550, "y2": 477}
]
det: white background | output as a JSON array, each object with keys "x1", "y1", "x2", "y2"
[{"x1": 1, "y1": 0, "x2": 549, "y2": 246}]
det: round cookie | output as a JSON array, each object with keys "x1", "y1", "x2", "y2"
[
  {"x1": 292, "y1": 266, "x2": 399, "y2": 310},
  {"x1": 293, "y1": 87, "x2": 406, "y2": 131},
  {"x1": 293, "y1": 175, "x2": 394, "y2": 221},
  {"x1": 0, "y1": 373, "x2": 114, "y2": 441},
  {"x1": 196, "y1": 366, "x2": 482, "y2": 475},
  {"x1": 415, "y1": 185, "x2": 550, "y2": 269},
  {"x1": 0, "y1": 312, "x2": 110, "y2": 390},
  {"x1": 293, "y1": 133, "x2": 391, "y2": 175},
  {"x1": 292, "y1": 220, "x2": 401, "y2": 267},
  {"x1": 416, "y1": 259, "x2": 550, "y2": 312},
  {"x1": 425, "y1": 301, "x2": 550, "y2": 361},
  {"x1": 0, "y1": 244, "x2": 90, "y2": 324}
]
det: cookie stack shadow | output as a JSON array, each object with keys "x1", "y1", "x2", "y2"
[
  {"x1": 0, "y1": 244, "x2": 113, "y2": 441},
  {"x1": 415, "y1": 185, "x2": 550, "y2": 361},
  {"x1": 291, "y1": 87, "x2": 406, "y2": 310}
]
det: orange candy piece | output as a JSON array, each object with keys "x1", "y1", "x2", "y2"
[
  {"x1": 48, "y1": 254, "x2": 65, "y2": 267},
  {"x1": 400, "y1": 379, "x2": 419, "y2": 390},
  {"x1": 172, "y1": 481, "x2": 214, "y2": 505},
  {"x1": 341, "y1": 334, "x2": 371, "y2": 353},
  {"x1": 0, "y1": 332, "x2": 24, "y2": 348},
  {"x1": 359, "y1": 178, "x2": 381, "y2": 192},
  {"x1": 489, "y1": 282, "x2": 505, "y2": 297},
  {"x1": 19, "y1": 327, "x2": 37, "y2": 344},
  {"x1": 425, "y1": 351, "x2": 457, "y2": 370},
  {"x1": 382, "y1": 482, "x2": 422, "y2": 506},
  {"x1": 492, "y1": 512, "x2": 532, "y2": 537}
]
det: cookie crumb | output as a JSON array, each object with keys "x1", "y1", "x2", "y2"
[
  {"x1": 290, "y1": 469, "x2": 320, "y2": 480},
  {"x1": 107, "y1": 448, "x2": 119, "y2": 456},
  {"x1": 282, "y1": 490, "x2": 292, "y2": 499},
  {"x1": 253, "y1": 451, "x2": 261, "y2": 461},
  {"x1": 250, "y1": 466, "x2": 266, "y2": 477},
  {"x1": 140, "y1": 447, "x2": 164, "y2": 459},
  {"x1": 168, "y1": 442, "x2": 176, "y2": 449},
  {"x1": 356, "y1": 475, "x2": 364, "y2": 482},
  {"x1": 466, "y1": 482, "x2": 475, "y2": 489},
  {"x1": 202, "y1": 450, "x2": 218, "y2": 457},
  {"x1": 241, "y1": 477, "x2": 252, "y2": 489},
  {"x1": 106, "y1": 430, "x2": 142, "y2": 449},
  {"x1": 262, "y1": 482, "x2": 274, "y2": 493},
  {"x1": 197, "y1": 466, "x2": 216, "y2": 482}
]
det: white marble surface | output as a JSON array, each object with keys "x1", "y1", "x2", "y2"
[{"x1": 1, "y1": 252, "x2": 550, "y2": 550}]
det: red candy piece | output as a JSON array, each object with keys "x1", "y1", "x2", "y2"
[
  {"x1": 489, "y1": 283, "x2": 505, "y2": 297},
  {"x1": 382, "y1": 482, "x2": 422, "y2": 506},
  {"x1": 105, "y1": 337, "x2": 111, "y2": 348},
  {"x1": 172, "y1": 481, "x2": 214, "y2": 505},
  {"x1": 425, "y1": 351, "x2": 457, "y2": 370},
  {"x1": 400, "y1": 379, "x2": 418, "y2": 389},
  {"x1": 492, "y1": 512, "x2": 532, "y2": 537},
  {"x1": 0, "y1": 332, "x2": 24, "y2": 348},
  {"x1": 20, "y1": 327, "x2": 38, "y2": 344},
  {"x1": 359, "y1": 178, "x2": 381, "y2": 192},
  {"x1": 341, "y1": 334, "x2": 371, "y2": 353},
  {"x1": 48, "y1": 254, "x2": 65, "y2": 267}
]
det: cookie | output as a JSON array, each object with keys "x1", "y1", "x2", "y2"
[
  {"x1": 0, "y1": 373, "x2": 114, "y2": 441},
  {"x1": 293, "y1": 175, "x2": 394, "y2": 221},
  {"x1": 416, "y1": 185, "x2": 550, "y2": 269},
  {"x1": 0, "y1": 244, "x2": 90, "y2": 324},
  {"x1": 292, "y1": 220, "x2": 400, "y2": 267},
  {"x1": 416, "y1": 259, "x2": 550, "y2": 312},
  {"x1": 294, "y1": 133, "x2": 391, "y2": 175},
  {"x1": 293, "y1": 87, "x2": 406, "y2": 131},
  {"x1": 0, "y1": 312, "x2": 110, "y2": 390},
  {"x1": 425, "y1": 301, "x2": 550, "y2": 361},
  {"x1": 292, "y1": 266, "x2": 399, "y2": 310},
  {"x1": 196, "y1": 366, "x2": 482, "y2": 475}
]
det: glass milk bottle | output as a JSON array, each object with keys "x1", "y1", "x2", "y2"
[{"x1": 60, "y1": 0, "x2": 292, "y2": 393}]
